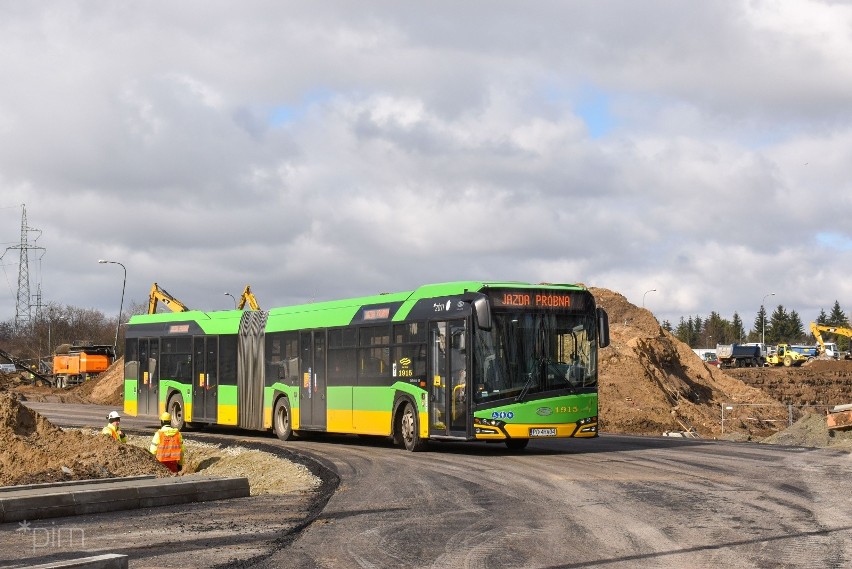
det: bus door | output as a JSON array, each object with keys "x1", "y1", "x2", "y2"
[
  {"x1": 192, "y1": 336, "x2": 218, "y2": 423},
  {"x1": 138, "y1": 338, "x2": 160, "y2": 417},
  {"x1": 299, "y1": 331, "x2": 327, "y2": 430},
  {"x1": 429, "y1": 320, "x2": 469, "y2": 437}
]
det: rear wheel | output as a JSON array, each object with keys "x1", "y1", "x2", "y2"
[
  {"x1": 398, "y1": 401, "x2": 425, "y2": 452},
  {"x1": 273, "y1": 397, "x2": 296, "y2": 441},
  {"x1": 783, "y1": 356, "x2": 793, "y2": 367},
  {"x1": 167, "y1": 393, "x2": 186, "y2": 431}
]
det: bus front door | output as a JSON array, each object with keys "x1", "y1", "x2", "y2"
[
  {"x1": 192, "y1": 336, "x2": 218, "y2": 423},
  {"x1": 429, "y1": 321, "x2": 469, "y2": 438},
  {"x1": 138, "y1": 338, "x2": 160, "y2": 417},
  {"x1": 299, "y1": 331, "x2": 327, "y2": 430}
]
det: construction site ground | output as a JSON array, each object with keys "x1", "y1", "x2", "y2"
[{"x1": 1, "y1": 287, "x2": 850, "y2": 493}]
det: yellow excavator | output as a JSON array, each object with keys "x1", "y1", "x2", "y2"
[
  {"x1": 148, "y1": 283, "x2": 190, "y2": 314},
  {"x1": 237, "y1": 285, "x2": 260, "y2": 311},
  {"x1": 810, "y1": 322, "x2": 852, "y2": 359}
]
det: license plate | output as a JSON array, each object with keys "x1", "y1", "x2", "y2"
[{"x1": 529, "y1": 427, "x2": 557, "y2": 437}]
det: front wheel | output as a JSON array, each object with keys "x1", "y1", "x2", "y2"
[
  {"x1": 167, "y1": 393, "x2": 186, "y2": 431},
  {"x1": 398, "y1": 401, "x2": 426, "y2": 452},
  {"x1": 273, "y1": 397, "x2": 296, "y2": 441}
]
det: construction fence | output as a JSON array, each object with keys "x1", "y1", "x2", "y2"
[{"x1": 719, "y1": 402, "x2": 835, "y2": 434}]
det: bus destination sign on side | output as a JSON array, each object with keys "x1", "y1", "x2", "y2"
[{"x1": 493, "y1": 292, "x2": 572, "y2": 309}]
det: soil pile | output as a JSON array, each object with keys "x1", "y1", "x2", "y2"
[
  {"x1": 0, "y1": 392, "x2": 169, "y2": 486},
  {"x1": 726, "y1": 359, "x2": 852, "y2": 407},
  {"x1": 73, "y1": 356, "x2": 125, "y2": 406},
  {"x1": 761, "y1": 413, "x2": 852, "y2": 450},
  {"x1": 592, "y1": 288, "x2": 788, "y2": 438}
]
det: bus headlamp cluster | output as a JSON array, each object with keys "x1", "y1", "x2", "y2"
[
  {"x1": 474, "y1": 417, "x2": 505, "y2": 428},
  {"x1": 578, "y1": 416, "x2": 597, "y2": 433}
]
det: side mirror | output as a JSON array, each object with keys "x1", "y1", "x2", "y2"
[
  {"x1": 597, "y1": 307, "x2": 610, "y2": 348},
  {"x1": 472, "y1": 296, "x2": 492, "y2": 331}
]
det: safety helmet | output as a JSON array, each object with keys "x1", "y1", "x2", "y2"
[
  {"x1": 160, "y1": 412, "x2": 172, "y2": 422},
  {"x1": 107, "y1": 411, "x2": 121, "y2": 422}
]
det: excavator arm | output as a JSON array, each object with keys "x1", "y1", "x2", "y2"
[
  {"x1": 237, "y1": 285, "x2": 260, "y2": 311},
  {"x1": 810, "y1": 322, "x2": 852, "y2": 354},
  {"x1": 148, "y1": 283, "x2": 190, "y2": 314}
]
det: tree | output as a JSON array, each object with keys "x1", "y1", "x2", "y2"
[
  {"x1": 731, "y1": 312, "x2": 746, "y2": 343},
  {"x1": 767, "y1": 305, "x2": 788, "y2": 344},
  {"x1": 827, "y1": 300, "x2": 848, "y2": 326},
  {"x1": 787, "y1": 310, "x2": 805, "y2": 342},
  {"x1": 703, "y1": 312, "x2": 726, "y2": 346},
  {"x1": 750, "y1": 306, "x2": 769, "y2": 343}
]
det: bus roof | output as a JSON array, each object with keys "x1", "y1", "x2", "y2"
[{"x1": 128, "y1": 280, "x2": 590, "y2": 333}]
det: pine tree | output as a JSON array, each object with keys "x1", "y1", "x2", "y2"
[
  {"x1": 828, "y1": 301, "x2": 848, "y2": 326},
  {"x1": 767, "y1": 305, "x2": 788, "y2": 344},
  {"x1": 788, "y1": 310, "x2": 805, "y2": 342},
  {"x1": 731, "y1": 312, "x2": 746, "y2": 343},
  {"x1": 751, "y1": 306, "x2": 768, "y2": 343}
]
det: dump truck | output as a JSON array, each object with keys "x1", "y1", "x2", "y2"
[
  {"x1": 716, "y1": 343, "x2": 763, "y2": 368},
  {"x1": 53, "y1": 343, "x2": 116, "y2": 388}
]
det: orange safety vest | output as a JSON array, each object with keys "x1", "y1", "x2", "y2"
[
  {"x1": 102, "y1": 423, "x2": 126, "y2": 443},
  {"x1": 155, "y1": 430, "x2": 183, "y2": 463}
]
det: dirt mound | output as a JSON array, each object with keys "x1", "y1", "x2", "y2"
[
  {"x1": 72, "y1": 356, "x2": 125, "y2": 406},
  {"x1": 725, "y1": 360, "x2": 852, "y2": 407},
  {"x1": 803, "y1": 359, "x2": 852, "y2": 372},
  {"x1": 0, "y1": 392, "x2": 169, "y2": 486},
  {"x1": 761, "y1": 413, "x2": 852, "y2": 450},
  {"x1": 592, "y1": 288, "x2": 787, "y2": 438}
]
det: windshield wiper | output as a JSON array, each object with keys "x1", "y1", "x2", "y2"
[{"x1": 515, "y1": 356, "x2": 542, "y2": 402}]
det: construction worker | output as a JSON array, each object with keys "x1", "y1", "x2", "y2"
[
  {"x1": 102, "y1": 411, "x2": 127, "y2": 443},
  {"x1": 149, "y1": 412, "x2": 184, "y2": 473}
]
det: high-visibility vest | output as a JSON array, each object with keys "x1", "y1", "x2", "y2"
[
  {"x1": 154, "y1": 429, "x2": 183, "y2": 463},
  {"x1": 102, "y1": 423, "x2": 126, "y2": 443}
]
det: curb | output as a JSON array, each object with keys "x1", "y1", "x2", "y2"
[{"x1": 0, "y1": 476, "x2": 249, "y2": 523}]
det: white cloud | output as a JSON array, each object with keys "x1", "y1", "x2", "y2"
[{"x1": 0, "y1": 1, "x2": 850, "y2": 335}]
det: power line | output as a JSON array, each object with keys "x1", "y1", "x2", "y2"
[{"x1": 0, "y1": 204, "x2": 45, "y2": 331}]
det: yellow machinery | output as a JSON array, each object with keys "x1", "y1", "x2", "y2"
[
  {"x1": 237, "y1": 285, "x2": 260, "y2": 310},
  {"x1": 765, "y1": 343, "x2": 809, "y2": 367},
  {"x1": 148, "y1": 283, "x2": 190, "y2": 314},
  {"x1": 810, "y1": 322, "x2": 852, "y2": 359}
]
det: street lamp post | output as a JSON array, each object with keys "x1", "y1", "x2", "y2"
[
  {"x1": 98, "y1": 259, "x2": 126, "y2": 354},
  {"x1": 761, "y1": 292, "x2": 775, "y2": 346},
  {"x1": 642, "y1": 289, "x2": 657, "y2": 308},
  {"x1": 225, "y1": 292, "x2": 237, "y2": 309}
]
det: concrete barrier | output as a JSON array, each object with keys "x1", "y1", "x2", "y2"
[{"x1": 0, "y1": 476, "x2": 250, "y2": 523}]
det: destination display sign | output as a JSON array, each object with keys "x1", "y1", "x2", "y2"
[{"x1": 488, "y1": 289, "x2": 586, "y2": 310}]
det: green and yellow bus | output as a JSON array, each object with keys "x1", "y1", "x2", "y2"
[{"x1": 124, "y1": 281, "x2": 609, "y2": 451}]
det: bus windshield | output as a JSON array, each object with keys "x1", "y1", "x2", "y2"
[{"x1": 472, "y1": 310, "x2": 598, "y2": 404}]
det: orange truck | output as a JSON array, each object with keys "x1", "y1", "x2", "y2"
[{"x1": 52, "y1": 343, "x2": 115, "y2": 388}]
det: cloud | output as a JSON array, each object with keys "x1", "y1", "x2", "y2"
[{"x1": 0, "y1": 1, "x2": 850, "y2": 333}]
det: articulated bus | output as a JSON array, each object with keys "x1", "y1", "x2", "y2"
[{"x1": 123, "y1": 281, "x2": 610, "y2": 451}]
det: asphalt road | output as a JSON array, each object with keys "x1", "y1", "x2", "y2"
[{"x1": 7, "y1": 401, "x2": 852, "y2": 568}]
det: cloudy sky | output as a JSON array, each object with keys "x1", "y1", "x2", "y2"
[{"x1": 1, "y1": 1, "x2": 850, "y2": 333}]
